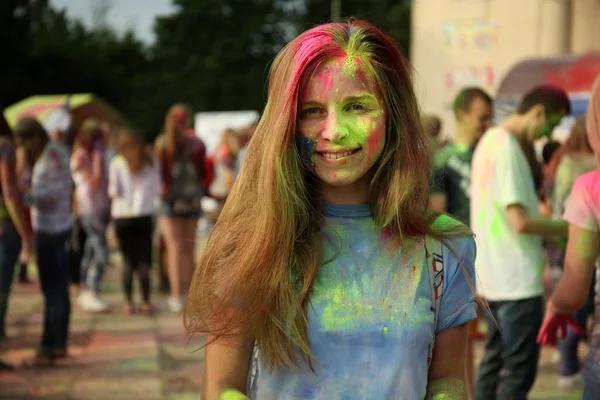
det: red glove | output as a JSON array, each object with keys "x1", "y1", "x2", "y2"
[{"x1": 537, "y1": 312, "x2": 585, "y2": 346}]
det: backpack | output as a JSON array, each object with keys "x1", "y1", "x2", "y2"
[
  {"x1": 424, "y1": 235, "x2": 444, "y2": 367},
  {"x1": 162, "y1": 138, "x2": 204, "y2": 213}
]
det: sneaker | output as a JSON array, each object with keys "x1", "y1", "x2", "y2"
[
  {"x1": 558, "y1": 371, "x2": 585, "y2": 389},
  {"x1": 167, "y1": 296, "x2": 184, "y2": 313},
  {"x1": 78, "y1": 290, "x2": 110, "y2": 313}
]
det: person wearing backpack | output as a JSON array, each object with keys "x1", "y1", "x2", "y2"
[
  {"x1": 184, "y1": 20, "x2": 477, "y2": 400},
  {"x1": 155, "y1": 104, "x2": 207, "y2": 312}
]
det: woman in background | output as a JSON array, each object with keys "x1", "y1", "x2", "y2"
[
  {"x1": 0, "y1": 113, "x2": 32, "y2": 370},
  {"x1": 71, "y1": 119, "x2": 111, "y2": 313},
  {"x1": 543, "y1": 115, "x2": 598, "y2": 389},
  {"x1": 155, "y1": 104, "x2": 207, "y2": 312},
  {"x1": 109, "y1": 129, "x2": 160, "y2": 315},
  {"x1": 538, "y1": 75, "x2": 600, "y2": 400}
]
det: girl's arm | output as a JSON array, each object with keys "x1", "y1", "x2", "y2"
[
  {"x1": 426, "y1": 324, "x2": 469, "y2": 399},
  {"x1": 548, "y1": 224, "x2": 599, "y2": 314},
  {"x1": 0, "y1": 147, "x2": 31, "y2": 245},
  {"x1": 89, "y1": 141, "x2": 105, "y2": 190},
  {"x1": 203, "y1": 334, "x2": 254, "y2": 400},
  {"x1": 107, "y1": 159, "x2": 121, "y2": 199}
]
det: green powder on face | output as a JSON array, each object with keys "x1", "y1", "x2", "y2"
[{"x1": 383, "y1": 327, "x2": 389, "y2": 336}]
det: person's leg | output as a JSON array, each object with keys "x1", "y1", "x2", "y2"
[
  {"x1": 496, "y1": 296, "x2": 544, "y2": 400},
  {"x1": 558, "y1": 284, "x2": 594, "y2": 377},
  {"x1": 79, "y1": 214, "x2": 110, "y2": 312},
  {"x1": 34, "y1": 231, "x2": 56, "y2": 356},
  {"x1": 114, "y1": 219, "x2": 135, "y2": 308},
  {"x1": 135, "y1": 216, "x2": 154, "y2": 312},
  {"x1": 474, "y1": 301, "x2": 503, "y2": 400},
  {"x1": 0, "y1": 223, "x2": 22, "y2": 340},
  {"x1": 160, "y1": 216, "x2": 185, "y2": 299},
  {"x1": 82, "y1": 213, "x2": 110, "y2": 294},
  {"x1": 53, "y1": 230, "x2": 71, "y2": 354},
  {"x1": 181, "y1": 217, "x2": 198, "y2": 296},
  {"x1": 583, "y1": 332, "x2": 600, "y2": 400},
  {"x1": 68, "y1": 218, "x2": 85, "y2": 286}
]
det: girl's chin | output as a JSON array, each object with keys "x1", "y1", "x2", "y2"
[{"x1": 316, "y1": 173, "x2": 364, "y2": 187}]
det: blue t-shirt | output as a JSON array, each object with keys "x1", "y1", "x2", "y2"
[{"x1": 248, "y1": 203, "x2": 477, "y2": 399}]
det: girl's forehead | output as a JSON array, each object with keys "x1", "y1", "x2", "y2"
[
  {"x1": 314, "y1": 55, "x2": 369, "y2": 79},
  {"x1": 304, "y1": 55, "x2": 381, "y2": 98}
]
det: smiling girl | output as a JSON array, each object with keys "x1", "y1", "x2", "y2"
[{"x1": 186, "y1": 20, "x2": 477, "y2": 400}]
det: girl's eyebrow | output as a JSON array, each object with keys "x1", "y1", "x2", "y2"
[{"x1": 301, "y1": 93, "x2": 379, "y2": 106}]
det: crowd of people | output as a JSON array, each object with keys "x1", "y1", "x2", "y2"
[
  {"x1": 0, "y1": 103, "x2": 254, "y2": 370},
  {"x1": 429, "y1": 82, "x2": 600, "y2": 399},
  {"x1": 1, "y1": 18, "x2": 600, "y2": 400}
]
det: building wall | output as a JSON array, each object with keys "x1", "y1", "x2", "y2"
[{"x1": 411, "y1": 0, "x2": 600, "y2": 140}]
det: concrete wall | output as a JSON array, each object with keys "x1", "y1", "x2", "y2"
[{"x1": 411, "y1": 0, "x2": 600, "y2": 140}]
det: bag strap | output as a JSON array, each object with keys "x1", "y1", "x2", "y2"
[{"x1": 425, "y1": 235, "x2": 444, "y2": 367}]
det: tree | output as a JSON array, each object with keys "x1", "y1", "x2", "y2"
[
  {"x1": 0, "y1": 0, "x2": 50, "y2": 107},
  {"x1": 147, "y1": 0, "x2": 294, "y2": 132},
  {"x1": 295, "y1": 0, "x2": 411, "y2": 54}
]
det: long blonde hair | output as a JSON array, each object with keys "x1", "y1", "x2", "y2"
[
  {"x1": 185, "y1": 20, "x2": 471, "y2": 371},
  {"x1": 118, "y1": 129, "x2": 152, "y2": 173},
  {"x1": 161, "y1": 103, "x2": 191, "y2": 152}
]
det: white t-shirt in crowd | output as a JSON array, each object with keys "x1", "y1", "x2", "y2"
[
  {"x1": 470, "y1": 127, "x2": 544, "y2": 301},
  {"x1": 108, "y1": 155, "x2": 161, "y2": 219}
]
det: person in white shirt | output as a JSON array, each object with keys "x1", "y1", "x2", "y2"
[
  {"x1": 108, "y1": 129, "x2": 160, "y2": 315},
  {"x1": 471, "y1": 85, "x2": 571, "y2": 400}
]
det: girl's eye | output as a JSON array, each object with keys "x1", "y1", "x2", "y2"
[
  {"x1": 301, "y1": 107, "x2": 323, "y2": 117},
  {"x1": 347, "y1": 103, "x2": 367, "y2": 112}
]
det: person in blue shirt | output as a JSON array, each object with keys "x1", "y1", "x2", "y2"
[{"x1": 185, "y1": 20, "x2": 477, "y2": 400}]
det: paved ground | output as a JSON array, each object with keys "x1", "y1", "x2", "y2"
[{"x1": 0, "y1": 253, "x2": 586, "y2": 399}]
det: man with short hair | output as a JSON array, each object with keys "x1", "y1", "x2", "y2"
[
  {"x1": 430, "y1": 87, "x2": 493, "y2": 400},
  {"x1": 430, "y1": 87, "x2": 493, "y2": 223},
  {"x1": 471, "y1": 85, "x2": 571, "y2": 400}
]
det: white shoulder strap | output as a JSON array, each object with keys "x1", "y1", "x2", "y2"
[{"x1": 425, "y1": 235, "x2": 444, "y2": 367}]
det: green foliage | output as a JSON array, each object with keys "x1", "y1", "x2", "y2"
[{"x1": 1, "y1": 0, "x2": 411, "y2": 141}]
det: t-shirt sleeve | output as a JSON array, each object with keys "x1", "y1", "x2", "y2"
[
  {"x1": 436, "y1": 236, "x2": 477, "y2": 332},
  {"x1": 430, "y1": 166, "x2": 445, "y2": 195},
  {"x1": 430, "y1": 151, "x2": 446, "y2": 195},
  {"x1": 563, "y1": 173, "x2": 599, "y2": 232},
  {"x1": 495, "y1": 134, "x2": 533, "y2": 208}
]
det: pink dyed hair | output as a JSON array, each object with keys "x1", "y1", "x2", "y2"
[{"x1": 587, "y1": 75, "x2": 600, "y2": 163}]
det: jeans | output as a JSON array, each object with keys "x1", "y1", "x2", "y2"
[
  {"x1": 584, "y1": 329, "x2": 600, "y2": 400},
  {"x1": 0, "y1": 222, "x2": 21, "y2": 339},
  {"x1": 559, "y1": 275, "x2": 596, "y2": 376},
  {"x1": 80, "y1": 212, "x2": 109, "y2": 293},
  {"x1": 474, "y1": 296, "x2": 544, "y2": 400},
  {"x1": 114, "y1": 216, "x2": 153, "y2": 303},
  {"x1": 35, "y1": 229, "x2": 71, "y2": 355}
]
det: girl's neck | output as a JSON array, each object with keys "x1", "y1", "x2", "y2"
[{"x1": 318, "y1": 175, "x2": 371, "y2": 205}]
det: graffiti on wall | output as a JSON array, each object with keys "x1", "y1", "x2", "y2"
[
  {"x1": 446, "y1": 66, "x2": 499, "y2": 89},
  {"x1": 443, "y1": 20, "x2": 498, "y2": 51}
]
